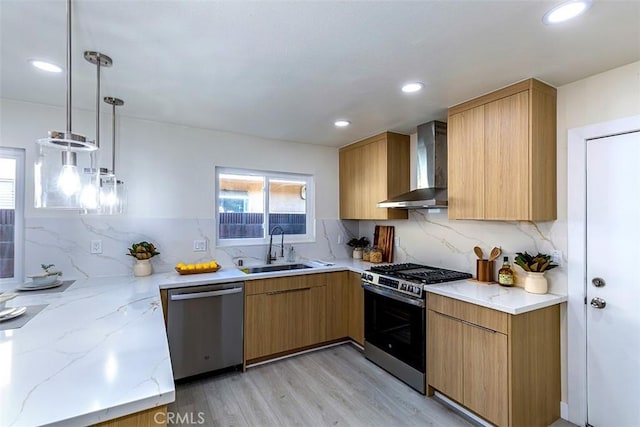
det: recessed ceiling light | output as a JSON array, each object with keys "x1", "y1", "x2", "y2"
[
  {"x1": 29, "y1": 60, "x2": 63, "y2": 73},
  {"x1": 334, "y1": 120, "x2": 351, "y2": 127},
  {"x1": 401, "y1": 82, "x2": 424, "y2": 93},
  {"x1": 543, "y1": 0, "x2": 592, "y2": 24}
]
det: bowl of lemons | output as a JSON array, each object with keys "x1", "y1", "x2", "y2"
[{"x1": 175, "y1": 260, "x2": 220, "y2": 275}]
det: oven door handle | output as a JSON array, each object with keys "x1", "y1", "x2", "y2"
[{"x1": 361, "y1": 283, "x2": 425, "y2": 308}]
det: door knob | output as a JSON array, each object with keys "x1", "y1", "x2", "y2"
[{"x1": 590, "y1": 297, "x2": 606, "y2": 309}]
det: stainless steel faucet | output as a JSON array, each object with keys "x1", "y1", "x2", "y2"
[{"x1": 266, "y1": 226, "x2": 285, "y2": 264}]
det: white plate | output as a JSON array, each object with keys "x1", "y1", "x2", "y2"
[
  {"x1": 18, "y1": 280, "x2": 63, "y2": 291},
  {"x1": 0, "y1": 306, "x2": 26, "y2": 322},
  {"x1": 0, "y1": 307, "x2": 18, "y2": 318}
]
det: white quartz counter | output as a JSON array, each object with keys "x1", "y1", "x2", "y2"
[
  {"x1": 155, "y1": 258, "x2": 372, "y2": 289},
  {"x1": 0, "y1": 258, "x2": 566, "y2": 426},
  {"x1": 0, "y1": 276, "x2": 175, "y2": 427},
  {"x1": 0, "y1": 259, "x2": 372, "y2": 426},
  {"x1": 425, "y1": 280, "x2": 567, "y2": 314}
]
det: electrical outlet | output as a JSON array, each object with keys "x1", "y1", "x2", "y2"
[
  {"x1": 90, "y1": 239, "x2": 103, "y2": 254},
  {"x1": 551, "y1": 250, "x2": 562, "y2": 267},
  {"x1": 193, "y1": 239, "x2": 207, "y2": 252},
  {"x1": 337, "y1": 234, "x2": 343, "y2": 244},
  {"x1": 394, "y1": 237, "x2": 400, "y2": 246}
]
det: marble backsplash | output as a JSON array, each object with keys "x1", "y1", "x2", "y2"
[
  {"x1": 358, "y1": 210, "x2": 567, "y2": 295},
  {"x1": 22, "y1": 211, "x2": 566, "y2": 295},
  {"x1": 23, "y1": 217, "x2": 357, "y2": 280}
]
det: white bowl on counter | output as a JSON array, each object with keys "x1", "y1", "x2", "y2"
[{"x1": 27, "y1": 271, "x2": 62, "y2": 287}]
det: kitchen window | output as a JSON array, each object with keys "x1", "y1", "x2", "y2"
[
  {"x1": 0, "y1": 148, "x2": 25, "y2": 283},
  {"x1": 216, "y1": 167, "x2": 315, "y2": 246}
]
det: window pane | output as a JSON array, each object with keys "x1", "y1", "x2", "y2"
[
  {"x1": 0, "y1": 158, "x2": 16, "y2": 279},
  {"x1": 269, "y1": 179, "x2": 306, "y2": 235},
  {"x1": 218, "y1": 174, "x2": 265, "y2": 239}
]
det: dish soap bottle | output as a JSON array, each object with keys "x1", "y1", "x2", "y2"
[
  {"x1": 498, "y1": 256, "x2": 515, "y2": 287},
  {"x1": 287, "y1": 246, "x2": 296, "y2": 263}
]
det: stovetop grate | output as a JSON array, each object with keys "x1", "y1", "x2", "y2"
[{"x1": 369, "y1": 263, "x2": 471, "y2": 284}]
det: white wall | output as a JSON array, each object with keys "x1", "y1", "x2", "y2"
[{"x1": 0, "y1": 98, "x2": 354, "y2": 278}]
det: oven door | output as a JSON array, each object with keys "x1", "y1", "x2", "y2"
[{"x1": 363, "y1": 283, "x2": 425, "y2": 373}]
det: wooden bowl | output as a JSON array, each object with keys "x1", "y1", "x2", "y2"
[{"x1": 175, "y1": 266, "x2": 221, "y2": 275}]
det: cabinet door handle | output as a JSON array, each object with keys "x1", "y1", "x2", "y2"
[
  {"x1": 461, "y1": 319, "x2": 498, "y2": 334},
  {"x1": 266, "y1": 287, "x2": 311, "y2": 296},
  {"x1": 429, "y1": 310, "x2": 498, "y2": 334}
]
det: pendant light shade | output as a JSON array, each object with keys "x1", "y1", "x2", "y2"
[
  {"x1": 79, "y1": 51, "x2": 115, "y2": 215},
  {"x1": 99, "y1": 97, "x2": 127, "y2": 215},
  {"x1": 34, "y1": 0, "x2": 98, "y2": 209}
]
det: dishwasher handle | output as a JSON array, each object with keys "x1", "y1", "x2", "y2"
[{"x1": 170, "y1": 287, "x2": 243, "y2": 301}]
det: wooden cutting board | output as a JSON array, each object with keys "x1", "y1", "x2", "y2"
[{"x1": 373, "y1": 225, "x2": 394, "y2": 263}]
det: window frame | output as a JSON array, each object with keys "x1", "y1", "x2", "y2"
[
  {"x1": 0, "y1": 148, "x2": 25, "y2": 284},
  {"x1": 215, "y1": 167, "x2": 315, "y2": 248}
]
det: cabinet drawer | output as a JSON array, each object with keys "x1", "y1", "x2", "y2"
[
  {"x1": 246, "y1": 273, "x2": 328, "y2": 295},
  {"x1": 427, "y1": 294, "x2": 508, "y2": 334}
]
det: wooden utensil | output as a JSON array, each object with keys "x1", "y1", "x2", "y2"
[
  {"x1": 488, "y1": 247, "x2": 502, "y2": 262},
  {"x1": 473, "y1": 246, "x2": 484, "y2": 260}
]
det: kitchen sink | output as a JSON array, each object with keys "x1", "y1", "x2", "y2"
[{"x1": 241, "y1": 263, "x2": 313, "y2": 274}]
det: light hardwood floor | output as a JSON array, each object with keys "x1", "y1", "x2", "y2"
[
  {"x1": 168, "y1": 344, "x2": 474, "y2": 426},
  {"x1": 168, "y1": 344, "x2": 576, "y2": 427}
]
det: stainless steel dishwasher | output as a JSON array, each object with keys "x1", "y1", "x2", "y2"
[{"x1": 167, "y1": 281, "x2": 244, "y2": 380}]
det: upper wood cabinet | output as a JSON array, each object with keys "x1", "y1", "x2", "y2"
[
  {"x1": 448, "y1": 79, "x2": 557, "y2": 221},
  {"x1": 339, "y1": 132, "x2": 410, "y2": 220}
]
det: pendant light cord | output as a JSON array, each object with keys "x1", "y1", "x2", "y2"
[
  {"x1": 66, "y1": 0, "x2": 72, "y2": 134},
  {"x1": 96, "y1": 59, "x2": 101, "y2": 149},
  {"x1": 111, "y1": 103, "x2": 116, "y2": 173}
]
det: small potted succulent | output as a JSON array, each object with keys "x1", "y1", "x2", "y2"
[
  {"x1": 514, "y1": 251, "x2": 558, "y2": 294},
  {"x1": 127, "y1": 241, "x2": 160, "y2": 276},
  {"x1": 347, "y1": 237, "x2": 370, "y2": 260}
]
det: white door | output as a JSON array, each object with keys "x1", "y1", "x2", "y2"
[{"x1": 586, "y1": 131, "x2": 640, "y2": 427}]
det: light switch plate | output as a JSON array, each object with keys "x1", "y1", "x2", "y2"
[
  {"x1": 551, "y1": 250, "x2": 562, "y2": 267},
  {"x1": 91, "y1": 239, "x2": 103, "y2": 254},
  {"x1": 193, "y1": 239, "x2": 207, "y2": 252}
]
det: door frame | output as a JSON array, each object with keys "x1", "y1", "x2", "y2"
[{"x1": 567, "y1": 114, "x2": 640, "y2": 426}]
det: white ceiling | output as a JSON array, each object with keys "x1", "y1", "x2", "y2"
[{"x1": 1, "y1": 0, "x2": 639, "y2": 147}]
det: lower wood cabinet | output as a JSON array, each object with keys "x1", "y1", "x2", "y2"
[
  {"x1": 326, "y1": 271, "x2": 349, "y2": 341},
  {"x1": 346, "y1": 271, "x2": 364, "y2": 346},
  {"x1": 427, "y1": 294, "x2": 560, "y2": 427},
  {"x1": 244, "y1": 270, "x2": 365, "y2": 364},
  {"x1": 245, "y1": 274, "x2": 326, "y2": 362}
]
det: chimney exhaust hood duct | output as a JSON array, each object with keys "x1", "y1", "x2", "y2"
[{"x1": 377, "y1": 120, "x2": 448, "y2": 209}]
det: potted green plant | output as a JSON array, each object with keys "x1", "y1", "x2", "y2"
[
  {"x1": 514, "y1": 251, "x2": 558, "y2": 294},
  {"x1": 347, "y1": 237, "x2": 370, "y2": 259},
  {"x1": 127, "y1": 241, "x2": 160, "y2": 276}
]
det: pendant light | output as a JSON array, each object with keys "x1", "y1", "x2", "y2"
[
  {"x1": 100, "y1": 96, "x2": 127, "y2": 215},
  {"x1": 80, "y1": 51, "x2": 113, "y2": 213},
  {"x1": 34, "y1": 0, "x2": 98, "y2": 209}
]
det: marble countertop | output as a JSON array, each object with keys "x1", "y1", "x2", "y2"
[
  {"x1": 0, "y1": 276, "x2": 175, "y2": 427},
  {"x1": 425, "y1": 280, "x2": 567, "y2": 314},
  {"x1": 155, "y1": 258, "x2": 373, "y2": 289},
  {"x1": 0, "y1": 259, "x2": 371, "y2": 426},
  {"x1": 0, "y1": 258, "x2": 566, "y2": 425}
]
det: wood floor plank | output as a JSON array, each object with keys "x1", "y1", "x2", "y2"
[{"x1": 168, "y1": 344, "x2": 474, "y2": 427}]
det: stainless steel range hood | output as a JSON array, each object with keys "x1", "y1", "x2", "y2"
[{"x1": 377, "y1": 120, "x2": 447, "y2": 209}]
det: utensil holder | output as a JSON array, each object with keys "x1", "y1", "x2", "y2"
[{"x1": 476, "y1": 260, "x2": 494, "y2": 283}]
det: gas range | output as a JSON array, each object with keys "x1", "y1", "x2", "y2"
[{"x1": 361, "y1": 263, "x2": 472, "y2": 299}]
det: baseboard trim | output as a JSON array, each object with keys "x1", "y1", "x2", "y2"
[
  {"x1": 246, "y1": 340, "x2": 352, "y2": 369},
  {"x1": 561, "y1": 401, "x2": 569, "y2": 420},
  {"x1": 433, "y1": 392, "x2": 492, "y2": 427}
]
